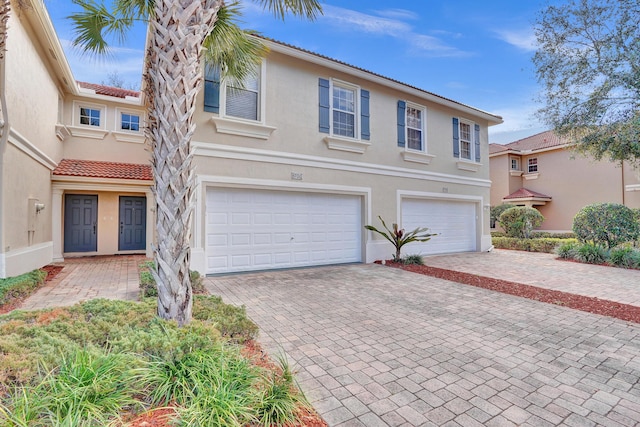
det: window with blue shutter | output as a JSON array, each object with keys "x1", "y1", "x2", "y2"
[
  {"x1": 318, "y1": 78, "x2": 330, "y2": 133},
  {"x1": 474, "y1": 124, "x2": 481, "y2": 162},
  {"x1": 204, "y1": 65, "x2": 220, "y2": 113},
  {"x1": 452, "y1": 117, "x2": 459, "y2": 157},
  {"x1": 361, "y1": 90, "x2": 370, "y2": 140},
  {"x1": 397, "y1": 101, "x2": 406, "y2": 147}
]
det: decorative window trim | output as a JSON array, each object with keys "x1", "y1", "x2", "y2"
[
  {"x1": 55, "y1": 124, "x2": 71, "y2": 142},
  {"x1": 73, "y1": 101, "x2": 106, "y2": 130},
  {"x1": 510, "y1": 157, "x2": 520, "y2": 170},
  {"x1": 67, "y1": 126, "x2": 109, "y2": 140},
  {"x1": 453, "y1": 117, "x2": 480, "y2": 163},
  {"x1": 523, "y1": 172, "x2": 539, "y2": 180},
  {"x1": 210, "y1": 116, "x2": 276, "y2": 140},
  {"x1": 330, "y1": 78, "x2": 361, "y2": 140},
  {"x1": 220, "y1": 61, "x2": 266, "y2": 124},
  {"x1": 112, "y1": 131, "x2": 145, "y2": 144},
  {"x1": 510, "y1": 170, "x2": 524, "y2": 177},
  {"x1": 528, "y1": 157, "x2": 538, "y2": 173},
  {"x1": 323, "y1": 135, "x2": 370, "y2": 154},
  {"x1": 459, "y1": 119, "x2": 474, "y2": 161},
  {"x1": 456, "y1": 160, "x2": 481, "y2": 172},
  {"x1": 405, "y1": 102, "x2": 427, "y2": 152},
  {"x1": 402, "y1": 150, "x2": 435, "y2": 164},
  {"x1": 115, "y1": 108, "x2": 143, "y2": 134}
]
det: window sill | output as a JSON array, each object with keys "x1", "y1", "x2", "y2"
[
  {"x1": 67, "y1": 126, "x2": 108, "y2": 140},
  {"x1": 524, "y1": 172, "x2": 539, "y2": 180},
  {"x1": 211, "y1": 117, "x2": 276, "y2": 140},
  {"x1": 510, "y1": 170, "x2": 523, "y2": 177},
  {"x1": 55, "y1": 124, "x2": 71, "y2": 142},
  {"x1": 323, "y1": 136, "x2": 370, "y2": 154},
  {"x1": 402, "y1": 150, "x2": 435, "y2": 164},
  {"x1": 112, "y1": 131, "x2": 145, "y2": 144},
  {"x1": 456, "y1": 160, "x2": 481, "y2": 172}
]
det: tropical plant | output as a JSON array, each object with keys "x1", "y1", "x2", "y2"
[
  {"x1": 365, "y1": 216, "x2": 436, "y2": 262},
  {"x1": 69, "y1": 0, "x2": 322, "y2": 325},
  {"x1": 556, "y1": 241, "x2": 579, "y2": 259},
  {"x1": 498, "y1": 206, "x2": 544, "y2": 239},
  {"x1": 534, "y1": 0, "x2": 640, "y2": 164},
  {"x1": 575, "y1": 242, "x2": 609, "y2": 264},
  {"x1": 609, "y1": 246, "x2": 640, "y2": 269},
  {"x1": 572, "y1": 203, "x2": 639, "y2": 249},
  {"x1": 401, "y1": 254, "x2": 424, "y2": 265},
  {"x1": 490, "y1": 204, "x2": 512, "y2": 229}
]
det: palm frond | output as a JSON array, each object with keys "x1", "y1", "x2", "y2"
[
  {"x1": 252, "y1": 0, "x2": 322, "y2": 20},
  {"x1": 114, "y1": 0, "x2": 154, "y2": 22},
  {"x1": 68, "y1": 0, "x2": 138, "y2": 55},
  {"x1": 203, "y1": 3, "x2": 268, "y2": 88}
]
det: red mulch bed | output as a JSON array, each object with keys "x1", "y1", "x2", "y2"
[{"x1": 383, "y1": 261, "x2": 640, "y2": 324}]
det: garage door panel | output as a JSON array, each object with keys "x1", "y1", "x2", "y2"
[
  {"x1": 402, "y1": 199, "x2": 476, "y2": 256},
  {"x1": 206, "y1": 188, "x2": 362, "y2": 273}
]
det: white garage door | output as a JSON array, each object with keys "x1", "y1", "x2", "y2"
[
  {"x1": 401, "y1": 198, "x2": 477, "y2": 256},
  {"x1": 206, "y1": 188, "x2": 362, "y2": 274}
]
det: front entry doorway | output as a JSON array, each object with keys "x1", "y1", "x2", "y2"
[
  {"x1": 119, "y1": 196, "x2": 147, "y2": 251},
  {"x1": 64, "y1": 194, "x2": 98, "y2": 252}
]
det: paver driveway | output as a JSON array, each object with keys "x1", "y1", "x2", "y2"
[{"x1": 207, "y1": 264, "x2": 640, "y2": 427}]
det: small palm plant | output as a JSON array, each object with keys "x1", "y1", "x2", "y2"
[{"x1": 365, "y1": 216, "x2": 436, "y2": 262}]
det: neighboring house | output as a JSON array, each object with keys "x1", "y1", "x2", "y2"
[
  {"x1": 0, "y1": 0, "x2": 502, "y2": 278},
  {"x1": 489, "y1": 130, "x2": 640, "y2": 231}
]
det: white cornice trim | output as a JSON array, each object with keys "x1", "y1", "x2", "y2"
[
  {"x1": 523, "y1": 172, "x2": 539, "y2": 180},
  {"x1": 323, "y1": 136, "x2": 370, "y2": 154},
  {"x1": 210, "y1": 117, "x2": 276, "y2": 140},
  {"x1": 112, "y1": 131, "x2": 145, "y2": 144},
  {"x1": 625, "y1": 184, "x2": 640, "y2": 192},
  {"x1": 456, "y1": 160, "x2": 481, "y2": 172},
  {"x1": 55, "y1": 124, "x2": 71, "y2": 142},
  {"x1": 8, "y1": 128, "x2": 57, "y2": 170},
  {"x1": 489, "y1": 143, "x2": 574, "y2": 158},
  {"x1": 266, "y1": 40, "x2": 502, "y2": 125},
  {"x1": 509, "y1": 170, "x2": 523, "y2": 177},
  {"x1": 67, "y1": 126, "x2": 109, "y2": 140},
  {"x1": 192, "y1": 141, "x2": 491, "y2": 188},
  {"x1": 51, "y1": 175, "x2": 152, "y2": 189},
  {"x1": 402, "y1": 150, "x2": 435, "y2": 164}
]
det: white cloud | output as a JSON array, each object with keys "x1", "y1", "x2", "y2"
[
  {"x1": 494, "y1": 29, "x2": 537, "y2": 52},
  {"x1": 373, "y1": 8, "x2": 420, "y2": 21},
  {"x1": 488, "y1": 103, "x2": 546, "y2": 144}
]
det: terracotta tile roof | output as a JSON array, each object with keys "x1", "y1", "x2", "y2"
[
  {"x1": 53, "y1": 159, "x2": 152, "y2": 181},
  {"x1": 77, "y1": 81, "x2": 140, "y2": 99},
  {"x1": 504, "y1": 188, "x2": 552, "y2": 200},
  {"x1": 492, "y1": 130, "x2": 570, "y2": 155}
]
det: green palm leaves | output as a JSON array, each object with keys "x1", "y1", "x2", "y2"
[{"x1": 365, "y1": 216, "x2": 436, "y2": 262}]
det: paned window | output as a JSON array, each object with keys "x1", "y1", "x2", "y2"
[
  {"x1": 511, "y1": 158, "x2": 519, "y2": 170},
  {"x1": 80, "y1": 108, "x2": 100, "y2": 127},
  {"x1": 121, "y1": 113, "x2": 140, "y2": 131},
  {"x1": 332, "y1": 84, "x2": 356, "y2": 138},
  {"x1": 406, "y1": 106, "x2": 424, "y2": 151},
  {"x1": 459, "y1": 121, "x2": 472, "y2": 160},
  {"x1": 528, "y1": 158, "x2": 538, "y2": 173}
]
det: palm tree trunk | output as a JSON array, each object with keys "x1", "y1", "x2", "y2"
[{"x1": 145, "y1": 0, "x2": 222, "y2": 326}]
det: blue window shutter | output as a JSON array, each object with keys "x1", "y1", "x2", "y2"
[
  {"x1": 204, "y1": 65, "x2": 220, "y2": 113},
  {"x1": 361, "y1": 89, "x2": 370, "y2": 140},
  {"x1": 452, "y1": 117, "x2": 460, "y2": 158},
  {"x1": 318, "y1": 78, "x2": 330, "y2": 133},
  {"x1": 474, "y1": 124, "x2": 481, "y2": 162},
  {"x1": 397, "y1": 100, "x2": 406, "y2": 147}
]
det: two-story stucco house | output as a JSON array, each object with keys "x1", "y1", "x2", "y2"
[
  {"x1": 489, "y1": 130, "x2": 640, "y2": 231},
  {"x1": 0, "y1": 0, "x2": 502, "y2": 278}
]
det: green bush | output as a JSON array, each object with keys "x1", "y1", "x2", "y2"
[
  {"x1": 498, "y1": 206, "x2": 544, "y2": 238},
  {"x1": 573, "y1": 203, "x2": 639, "y2": 248},
  {"x1": 401, "y1": 254, "x2": 424, "y2": 265},
  {"x1": 609, "y1": 247, "x2": 640, "y2": 269},
  {"x1": 492, "y1": 237, "x2": 576, "y2": 253},
  {"x1": 0, "y1": 269, "x2": 47, "y2": 306},
  {"x1": 556, "y1": 241, "x2": 579, "y2": 259},
  {"x1": 575, "y1": 243, "x2": 609, "y2": 264},
  {"x1": 490, "y1": 204, "x2": 513, "y2": 228},
  {"x1": 139, "y1": 262, "x2": 206, "y2": 299}
]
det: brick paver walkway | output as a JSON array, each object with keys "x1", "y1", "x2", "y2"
[
  {"x1": 20, "y1": 255, "x2": 145, "y2": 310},
  {"x1": 207, "y1": 264, "x2": 640, "y2": 427},
  {"x1": 422, "y1": 249, "x2": 640, "y2": 307}
]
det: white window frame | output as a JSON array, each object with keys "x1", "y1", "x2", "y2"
[
  {"x1": 115, "y1": 108, "x2": 143, "y2": 133},
  {"x1": 458, "y1": 119, "x2": 474, "y2": 161},
  {"x1": 74, "y1": 102, "x2": 106, "y2": 129},
  {"x1": 405, "y1": 103, "x2": 427, "y2": 152},
  {"x1": 68, "y1": 101, "x2": 108, "y2": 139},
  {"x1": 510, "y1": 157, "x2": 519, "y2": 170},
  {"x1": 330, "y1": 79, "x2": 360, "y2": 140},
  {"x1": 528, "y1": 158, "x2": 538, "y2": 173},
  {"x1": 219, "y1": 61, "x2": 266, "y2": 124}
]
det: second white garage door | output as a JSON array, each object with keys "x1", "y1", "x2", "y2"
[
  {"x1": 401, "y1": 198, "x2": 477, "y2": 256},
  {"x1": 206, "y1": 188, "x2": 362, "y2": 274}
]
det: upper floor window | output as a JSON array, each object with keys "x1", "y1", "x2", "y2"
[
  {"x1": 80, "y1": 107, "x2": 101, "y2": 127},
  {"x1": 511, "y1": 157, "x2": 519, "y2": 170},
  {"x1": 453, "y1": 117, "x2": 480, "y2": 163},
  {"x1": 319, "y1": 78, "x2": 370, "y2": 141},
  {"x1": 406, "y1": 105, "x2": 425, "y2": 151},
  {"x1": 204, "y1": 63, "x2": 263, "y2": 122},
  {"x1": 528, "y1": 158, "x2": 538, "y2": 173},
  {"x1": 121, "y1": 113, "x2": 140, "y2": 132}
]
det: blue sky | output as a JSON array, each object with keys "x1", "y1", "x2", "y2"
[{"x1": 43, "y1": 0, "x2": 556, "y2": 144}]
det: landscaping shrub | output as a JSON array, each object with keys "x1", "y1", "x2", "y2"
[
  {"x1": 609, "y1": 246, "x2": 640, "y2": 269},
  {"x1": 365, "y1": 216, "x2": 436, "y2": 262},
  {"x1": 490, "y1": 204, "x2": 512, "y2": 228},
  {"x1": 492, "y1": 237, "x2": 576, "y2": 253},
  {"x1": 402, "y1": 254, "x2": 424, "y2": 265},
  {"x1": 573, "y1": 203, "x2": 639, "y2": 249},
  {"x1": 575, "y1": 243, "x2": 609, "y2": 264},
  {"x1": 0, "y1": 269, "x2": 46, "y2": 306},
  {"x1": 556, "y1": 241, "x2": 580, "y2": 259},
  {"x1": 498, "y1": 206, "x2": 544, "y2": 238}
]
